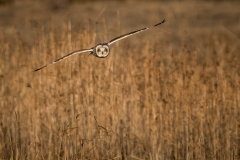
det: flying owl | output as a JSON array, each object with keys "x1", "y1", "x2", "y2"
[{"x1": 34, "y1": 19, "x2": 166, "y2": 71}]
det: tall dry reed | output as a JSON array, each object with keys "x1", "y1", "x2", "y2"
[{"x1": 0, "y1": 1, "x2": 240, "y2": 159}]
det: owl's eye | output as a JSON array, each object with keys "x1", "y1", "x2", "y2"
[
  {"x1": 104, "y1": 48, "x2": 107, "y2": 52},
  {"x1": 97, "y1": 48, "x2": 101, "y2": 52}
]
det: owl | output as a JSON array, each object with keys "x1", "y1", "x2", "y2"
[{"x1": 34, "y1": 19, "x2": 165, "y2": 71}]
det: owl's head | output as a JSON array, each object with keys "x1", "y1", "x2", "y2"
[{"x1": 94, "y1": 44, "x2": 110, "y2": 58}]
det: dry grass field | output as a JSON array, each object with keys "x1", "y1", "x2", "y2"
[{"x1": 0, "y1": 1, "x2": 240, "y2": 159}]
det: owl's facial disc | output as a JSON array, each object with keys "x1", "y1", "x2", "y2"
[{"x1": 95, "y1": 44, "x2": 110, "y2": 58}]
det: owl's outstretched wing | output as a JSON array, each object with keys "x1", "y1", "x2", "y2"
[
  {"x1": 108, "y1": 19, "x2": 165, "y2": 46},
  {"x1": 34, "y1": 48, "x2": 93, "y2": 72}
]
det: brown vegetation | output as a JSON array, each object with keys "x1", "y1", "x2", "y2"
[{"x1": 0, "y1": 1, "x2": 240, "y2": 159}]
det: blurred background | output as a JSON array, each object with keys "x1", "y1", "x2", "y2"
[{"x1": 0, "y1": 0, "x2": 240, "y2": 159}]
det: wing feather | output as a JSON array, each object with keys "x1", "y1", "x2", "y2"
[
  {"x1": 108, "y1": 19, "x2": 166, "y2": 46},
  {"x1": 34, "y1": 48, "x2": 93, "y2": 72}
]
